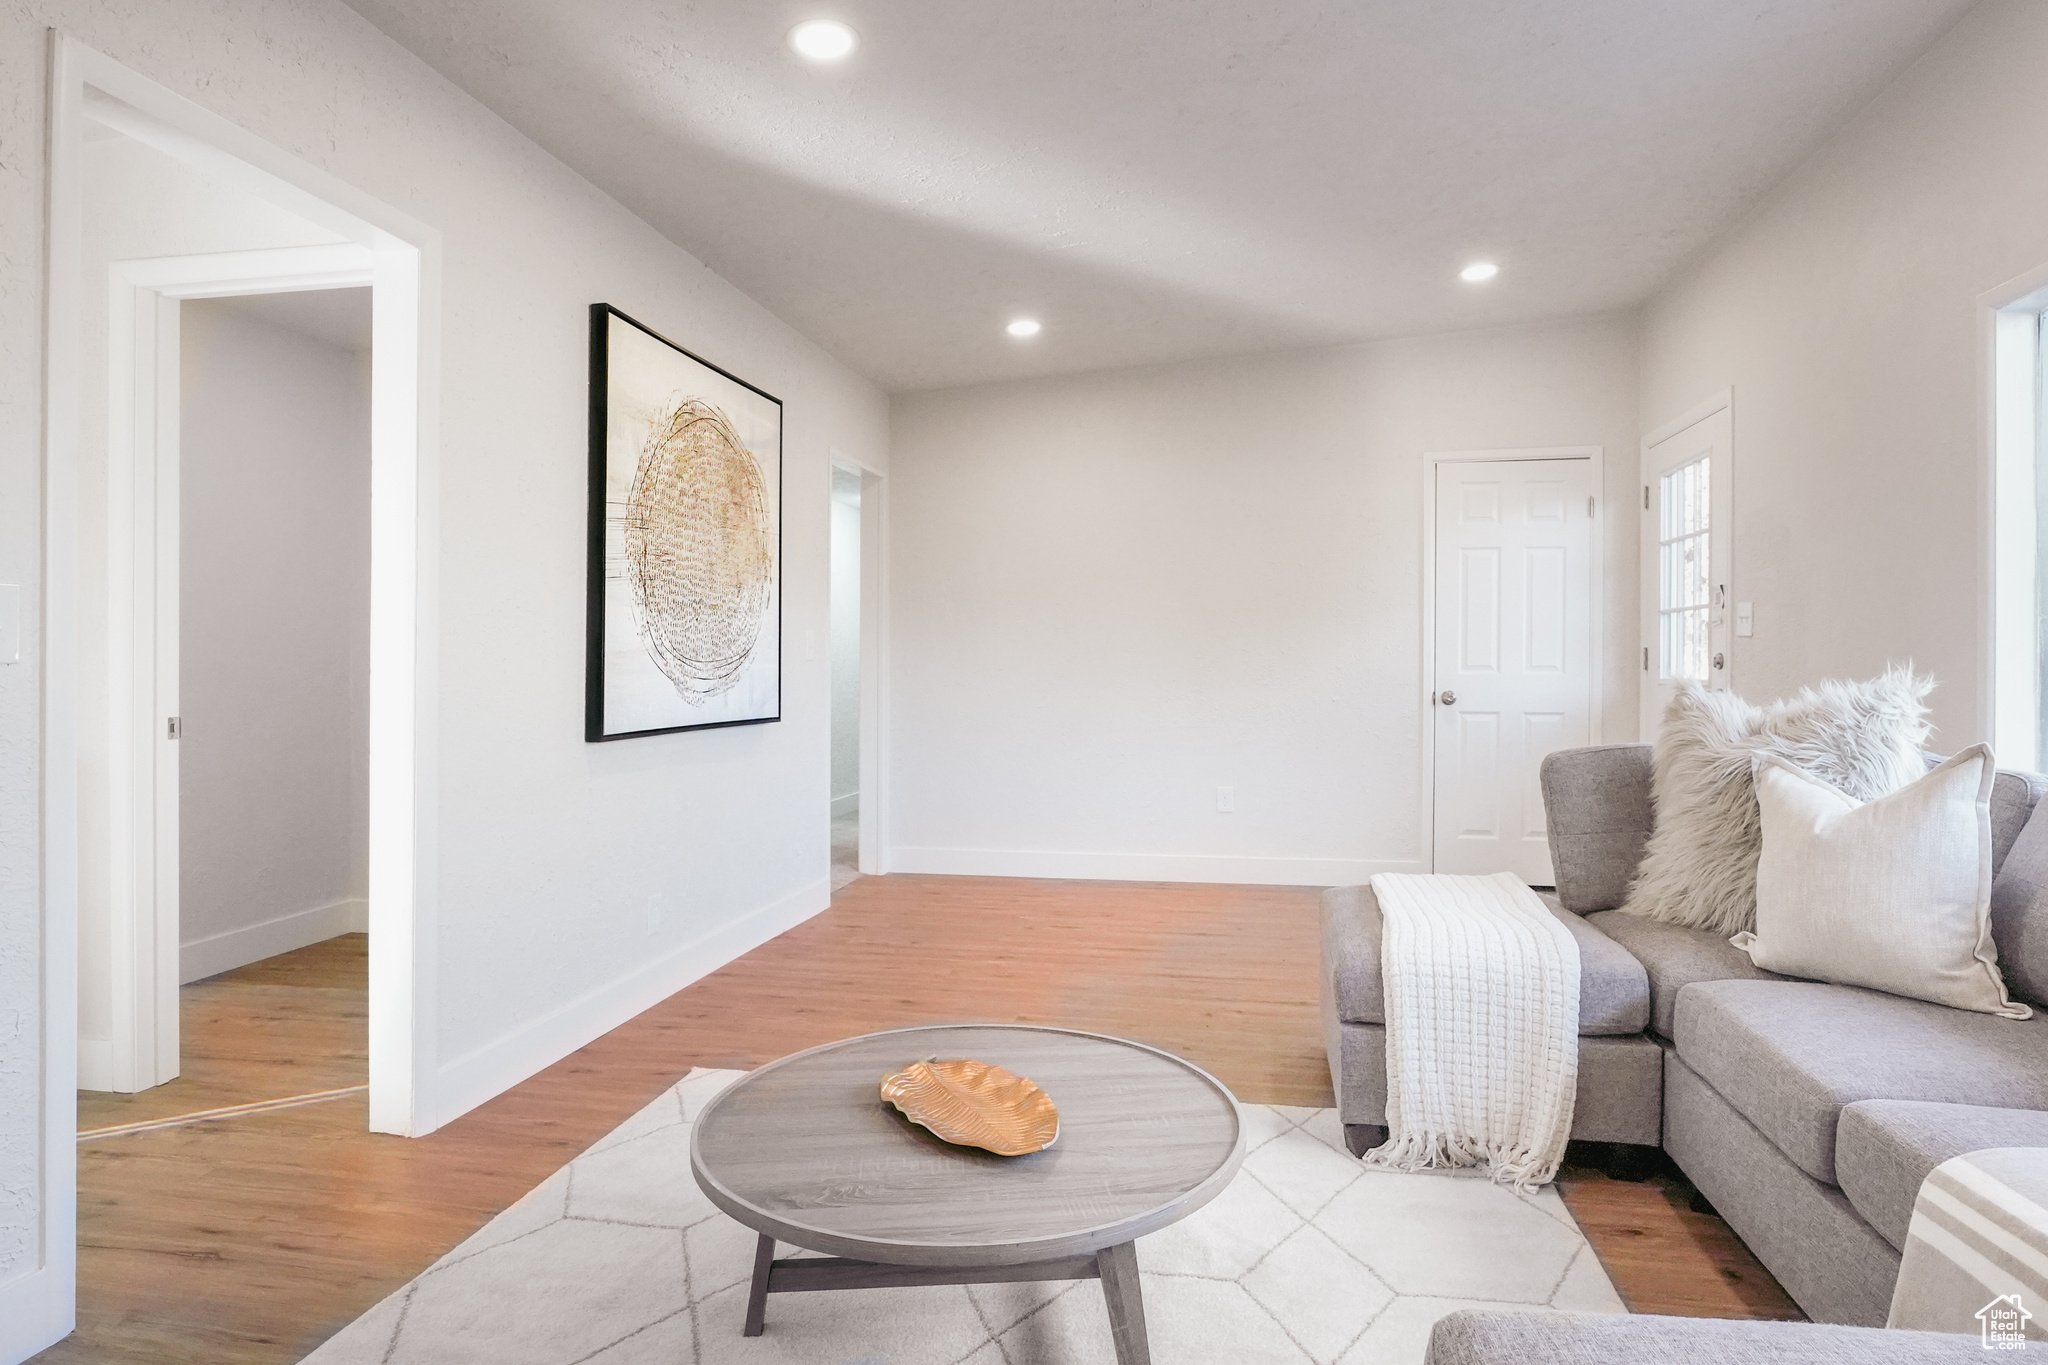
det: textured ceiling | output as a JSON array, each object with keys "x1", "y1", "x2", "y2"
[{"x1": 343, "y1": 0, "x2": 1975, "y2": 391}]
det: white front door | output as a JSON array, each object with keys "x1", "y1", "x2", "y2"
[
  {"x1": 1432, "y1": 457, "x2": 1595, "y2": 884},
  {"x1": 1639, "y1": 402, "x2": 1733, "y2": 738}
]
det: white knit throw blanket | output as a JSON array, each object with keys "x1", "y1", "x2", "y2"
[{"x1": 1365, "y1": 871, "x2": 1582, "y2": 1191}]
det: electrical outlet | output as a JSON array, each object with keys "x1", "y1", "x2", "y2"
[
  {"x1": 1735, "y1": 602, "x2": 1754, "y2": 638},
  {"x1": 1216, "y1": 785, "x2": 1235, "y2": 813}
]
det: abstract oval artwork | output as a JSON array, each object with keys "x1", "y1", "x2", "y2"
[
  {"x1": 879, "y1": 1058, "x2": 1061, "y2": 1156},
  {"x1": 588, "y1": 305, "x2": 781, "y2": 740},
  {"x1": 623, "y1": 397, "x2": 776, "y2": 702}
]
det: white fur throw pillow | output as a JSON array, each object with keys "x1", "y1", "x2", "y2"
[
  {"x1": 1734, "y1": 747, "x2": 2027, "y2": 1018},
  {"x1": 1620, "y1": 669, "x2": 1932, "y2": 935}
]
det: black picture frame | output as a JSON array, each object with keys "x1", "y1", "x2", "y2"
[{"x1": 586, "y1": 303, "x2": 783, "y2": 741}]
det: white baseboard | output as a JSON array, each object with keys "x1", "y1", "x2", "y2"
[
  {"x1": 432, "y1": 876, "x2": 831, "y2": 1130},
  {"x1": 830, "y1": 791, "x2": 859, "y2": 818},
  {"x1": 884, "y1": 846, "x2": 1425, "y2": 886},
  {"x1": 179, "y1": 897, "x2": 369, "y2": 984},
  {"x1": 76, "y1": 1039, "x2": 112, "y2": 1092},
  {"x1": 0, "y1": 1263, "x2": 75, "y2": 1365}
]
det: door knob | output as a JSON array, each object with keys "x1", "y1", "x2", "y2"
[
  {"x1": 1712, "y1": 653, "x2": 1725, "y2": 671},
  {"x1": 1438, "y1": 690, "x2": 1457, "y2": 705}
]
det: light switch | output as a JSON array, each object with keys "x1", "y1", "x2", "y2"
[
  {"x1": 1735, "y1": 601, "x2": 1753, "y2": 638},
  {"x1": 0, "y1": 584, "x2": 17, "y2": 664},
  {"x1": 1216, "y1": 785, "x2": 1235, "y2": 813}
]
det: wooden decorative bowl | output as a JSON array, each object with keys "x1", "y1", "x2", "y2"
[{"x1": 878, "y1": 1058, "x2": 1060, "y2": 1156}]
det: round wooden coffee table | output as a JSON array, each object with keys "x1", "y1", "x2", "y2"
[{"x1": 690, "y1": 1024, "x2": 1244, "y2": 1365}]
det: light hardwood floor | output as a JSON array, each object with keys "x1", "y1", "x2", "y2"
[
  {"x1": 46, "y1": 874, "x2": 1796, "y2": 1363},
  {"x1": 77, "y1": 938, "x2": 368, "y2": 1135}
]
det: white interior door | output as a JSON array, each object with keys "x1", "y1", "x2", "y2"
[
  {"x1": 99, "y1": 276, "x2": 184, "y2": 1092},
  {"x1": 1432, "y1": 457, "x2": 1595, "y2": 883},
  {"x1": 1640, "y1": 402, "x2": 1733, "y2": 739}
]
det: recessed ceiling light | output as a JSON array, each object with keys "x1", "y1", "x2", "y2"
[
  {"x1": 789, "y1": 19, "x2": 858, "y2": 61},
  {"x1": 1006, "y1": 318, "x2": 1042, "y2": 338},
  {"x1": 1460, "y1": 261, "x2": 1500, "y2": 283}
]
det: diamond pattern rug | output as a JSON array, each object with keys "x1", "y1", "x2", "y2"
[{"x1": 306, "y1": 1068, "x2": 1623, "y2": 1365}]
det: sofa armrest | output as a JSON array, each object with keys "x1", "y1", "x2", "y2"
[
  {"x1": 1426, "y1": 1309, "x2": 1991, "y2": 1363},
  {"x1": 1321, "y1": 885, "x2": 1384, "y2": 1024},
  {"x1": 1540, "y1": 744, "x2": 1654, "y2": 912},
  {"x1": 1890, "y1": 1146, "x2": 2048, "y2": 1339}
]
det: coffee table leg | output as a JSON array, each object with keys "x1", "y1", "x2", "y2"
[
  {"x1": 1096, "y1": 1241, "x2": 1150, "y2": 1365},
  {"x1": 744, "y1": 1233, "x2": 775, "y2": 1337}
]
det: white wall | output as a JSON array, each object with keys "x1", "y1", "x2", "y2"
[
  {"x1": 1640, "y1": 0, "x2": 2048, "y2": 748},
  {"x1": 0, "y1": 0, "x2": 887, "y2": 1332},
  {"x1": 178, "y1": 295, "x2": 371, "y2": 982},
  {"x1": 886, "y1": 316, "x2": 1639, "y2": 883},
  {"x1": 830, "y1": 481, "x2": 862, "y2": 814}
]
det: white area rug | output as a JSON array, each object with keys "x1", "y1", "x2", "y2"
[{"x1": 306, "y1": 1069, "x2": 1624, "y2": 1365}]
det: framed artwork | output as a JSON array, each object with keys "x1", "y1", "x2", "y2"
[{"x1": 586, "y1": 303, "x2": 782, "y2": 740}]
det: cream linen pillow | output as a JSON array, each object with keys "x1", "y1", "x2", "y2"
[{"x1": 1732, "y1": 745, "x2": 2028, "y2": 1018}]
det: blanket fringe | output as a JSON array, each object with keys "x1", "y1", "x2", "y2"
[{"x1": 1361, "y1": 1127, "x2": 1565, "y2": 1194}]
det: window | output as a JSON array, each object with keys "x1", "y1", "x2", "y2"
[
  {"x1": 2036, "y1": 313, "x2": 2048, "y2": 763},
  {"x1": 1640, "y1": 395, "x2": 1731, "y2": 738},
  {"x1": 1991, "y1": 282, "x2": 2048, "y2": 771},
  {"x1": 1659, "y1": 456, "x2": 1712, "y2": 682}
]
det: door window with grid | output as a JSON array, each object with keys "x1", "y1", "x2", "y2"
[{"x1": 1659, "y1": 457, "x2": 1712, "y2": 682}]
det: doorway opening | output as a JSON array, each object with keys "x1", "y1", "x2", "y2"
[
  {"x1": 830, "y1": 465, "x2": 863, "y2": 891},
  {"x1": 70, "y1": 114, "x2": 381, "y2": 1124},
  {"x1": 75, "y1": 280, "x2": 373, "y2": 1136},
  {"x1": 26, "y1": 36, "x2": 437, "y2": 1351},
  {"x1": 1425, "y1": 448, "x2": 1603, "y2": 884},
  {"x1": 46, "y1": 38, "x2": 435, "y2": 1147},
  {"x1": 830, "y1": 457, "x2": 884, "y2": 888}
]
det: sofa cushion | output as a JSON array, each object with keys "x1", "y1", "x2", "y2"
[
  {"x1": 1539, "y1": 744, "x2": 1653, "y2": 912},
  {"x1": 1665, "y1": 1051, "x2": 1901, "y2": 1325},
  {"x1": 1835, "y1": 1100, "x2": 2048, "y2": 1252},
  {"x1": 1991, "y1": 783, "x2": 2048, "y2": 1010},
  {"x1": 1584, "y1": 909, "x2": 1783, "y2": 1038},
  {"x1": 1674, "y1": 979, "x2": 2048, "y2": 1184},
  {"x1": 1425, "y1": 1309, "x2": 1991, "y2": 1365},
  {"x1": 1989, "y1": 768, "x2": 2048, "y2": 873},
  {"x1": 1320, "y1": 885, "x2": 1648, "y2": 1035}
]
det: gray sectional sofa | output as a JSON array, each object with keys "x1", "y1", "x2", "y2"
[
  {"x1": 1321, "y1": 742, "x2": 2048, "y2": 1327},
  {"x1": 1423, "y1": 1309, "x2": 1994, "y2": 1363}
]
